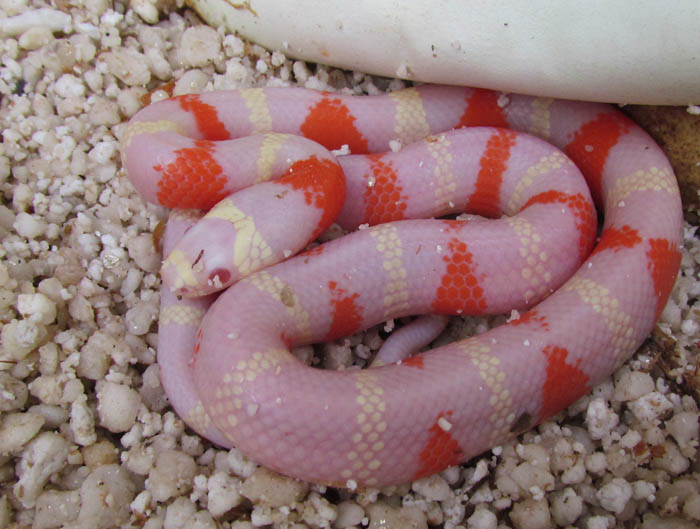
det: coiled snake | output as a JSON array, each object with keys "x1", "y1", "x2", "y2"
[{"x1": 122, "y1": 85, "x2": 683, "y2": 487}]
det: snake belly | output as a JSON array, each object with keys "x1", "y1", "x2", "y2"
[{"x1": 122, "y1": 85, "x2": 683, "y2": 487}]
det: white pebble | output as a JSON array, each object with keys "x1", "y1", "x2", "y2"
[
  {"x1": 334, "y1": 500, "x2": 365, "y2": 528},
  {"x1": 33, "y1": 490, "x2": 80, "y2": 529},
  {"x1": 77, "y1": 332, "x2": 116, "y2": 380},
  {"x1": 683, "y1": 492, "x2": 700, "y2": 520},
  {"x1": 120, "y1": 267, "x2": 143, "y2": 297},
  {"x1": 101, "y1": 47, "x2": 151, "y2": 86},
  {"x1": 441, "y1": 465, "x2": 462, "y2": 484},
  {"x1": 292, "y1": 60, "x2": 311, "y2": 82},
  {"x1": 585, "y1": 398, "x2": 619, "y2": 440},
  {"x1": 70, "y1": 394, "x2": 97, "y2": 446},
  {"x1": 613, "y1": 371, "x2": 655, "y2": 401},
  {"x1": 0, "y1": 7, "x2": 71, "y2": 37},
  {"x1": 53, "y1": 135, "x2": 77, "y2": 161},
  {"x1": 550, "y1": 487, "x2": 583, "y2": 526},
  {"x1": 123, "y1": 444, "x2": 153, "y2": 475},
  {"x1": 117, "y1": 87, "x2": 147, "y2": 117},
  {"x1": 77, "y1": 465, "x2": 136, "y2": 527},
  {"x1": 125, "y1": 300, "x2": 158, "y2": 335},
  {"x1": 511, "y1": 462, "x2": 555, "y2": 494},
  {"x1": 186, "y1": 510, "x2": 217, "y2": 529},
  {"x1": 68, "y1": 294, "x2": 95, "y2": 323},
  {"x1": 508, "y1": 498, "x2": 552, "y2": 529},
  {"x1": 207, "y1": 471, "x2": 242, "y2": 516},
  {"x1": 18, "y1": 25, "x2": 54, "y2": 50},
  {"x1": 411, "y1": 474, "x2": 453, "y2": 501},
  {"x1": 628, "y1": 392, "x2": 673, "y2": 422},
  {"x1": 225, "y1": 447, "x2": 257, "y2": 478},
  {"x1": 38, "y1": 342, "x2": 58, "y2": 375},
  {"x1": 54, "y1": 74, "x2": 86, "y2": 98},
  {"x1": 596, "y1": 478, "x2": 632, "y2": 514},
  {"x1": 164, "y1": 497, "x2": 196, "y2": 529},
  {"x1": 518, "y1": 444, "x2": 550, "y2": 471},
  {"x1": 586, "y1": 514, "x2": 615, "y2": 529},
  {"x1": 240, "y1": 467, "x2": 309, "y2": 507},
  {"x1": 256, "y1": 58, "x2": 268, "y2": 73},
  {"x1": 620, "y1": 429, "x2": 642, "y2": 449},
  {"x1": 560, "y1": 456, "x2": 587, "y2": 484},
  {"x1": 28, "y1": 375, "x2": 66, "y2": 406},
  {"x1": 0, "y1": 412, "x2": 44, "y2": 455},
  {"x1": 71, "y1": 32, "x2": 97, "y2": 62},
  {"x1": 650, "y1": 440, "x2": 690, "y2": 474},
  {"x1": 223, "y1": 34, "x2": 245, "y2": 56},
  {"x1": 585, "y1": 452, "x2": 608, "y2": 474},
  {"x1": 0, "y1": 318, "x2": 48, "y2": 361},
  {"x1": 140, "y1": 364, "x2": 168, "y2": 412},
  {"x1": 147, "y1": 450, "x2": 197, "y2": 502},
  {"x1": 12, "y1": 183, "x2": 33, "y2": 211},
  {"x1": 96, "y1": 381, "x2": 141, "y2": 433},
  {"x1": 680, "y1": 316, "x2": 699, "y2": 335},
  {"x1": 131, "y1": 0, "x2": 160, "y2": 24},
  {"x1": 17, "y1": 292, "x2": 56, "y2": 325},
  {"x1": 82, "y1": 440, "x2": 118, "y2": 468},
  {"x1": 366, "y1": 503, "x2": 428, "y2": 529},
  {"x1": 14, "y1": 211, "x2": 47, "y2": 238},
  {"x1": 632, "y1": 480, "x2": 656, "y2": 502},
  {"x1": 180, "y1": 25, "x2": 221, "y2": 68},
  {"x1": 174, "y1": 69, "x2": 211, "y2": 95},
  {"x1": 466, "y1": 507, "x2": 497, "y2": 529},
  {"x1": 0, "y1": 0, "x2": 28, "y2": 16},
  {"x1": 660, "y1": 297, "x2": 683, "y2": 329},
  {"x1": 305, "y1": 491, "x2": 338, "y2": 527},
  {"x1": 101, "y1": 8, "x2": 124, "y2": 26},
  {"x1": 88, "y1": 140, "x2": 117, "y2": 164},
  {"x1": 0, "y1": 372, "x2": 28, "y2": 412},
  {"x1": 13, "y1": 432, "x2": 70, "y2": 508},
  {"x1": 271, "y1": 50, "x2": 286, "y2": 67},
  {"x1": 127, "y1": 233, "x2": 160, "y2": 272},
  {"x1": 88, "y1": 96, "x2": 121, "y2": 126},
  {"x1": 84, "y1": 69, "x2": 104, "y2": 93},
  {"x1": 130, "y1": 489, "x2": 152, "y2": 517},
  {"x1": 29, "y1": 405, "x2": 68, "y2": 430},
  {"x1": 666, "y1": 411, "x2": 700, "y2": 448},
  {"x1": 57, "y1": 96, "x2": 84, "y2": 117}
]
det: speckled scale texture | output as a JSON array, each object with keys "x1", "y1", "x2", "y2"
[{"x1": 122, "y1": 85, "x2": 683, "y2": 487}]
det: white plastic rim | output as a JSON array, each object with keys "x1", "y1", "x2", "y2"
[{"x1": 186, "y1": 0, "x2": 700, "y2": 105}]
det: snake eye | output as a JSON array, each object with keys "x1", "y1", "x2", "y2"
[{"x1": 208, "y1": 268, "x2": 231, "y2": 286}]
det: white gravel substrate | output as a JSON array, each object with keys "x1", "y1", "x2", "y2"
[{"x1": 0, "y1": 2, "x2": 699, "y2": 528}]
